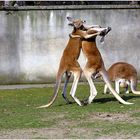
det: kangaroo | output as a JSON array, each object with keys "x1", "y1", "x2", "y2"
[
  {"x1": 69, "y1": 26, "x2": 133, "y2": 105},
  {"x1": 37, "y1": 17, "x2": 101, "y2": 108},
  {"x1": 103, "y1": 62, "x2": 140, "y2": 95}
]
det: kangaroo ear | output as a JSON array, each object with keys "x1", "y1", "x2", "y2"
[{"x1": 67, "y1": 16, "x2": 73, "y2": 22}]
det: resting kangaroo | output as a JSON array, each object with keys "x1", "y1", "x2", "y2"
[
  {"x1": 70, "y1": 26, "x2": 133, "y2": 105},
  {"x1": 37, "y1": 17, "x2": 101, "y2": 108},
  {"x1": 103, "y1": 62, "x2": 140, "y2": 95}
]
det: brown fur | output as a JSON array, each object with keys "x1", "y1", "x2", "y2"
[
  {"x1": 37, "y1": 18, "x2": 100, "y2": 108},
  {"x1": 37, "y1": 27, "x2": 82, "y2": 108},
  {"x1": 106, "y1": 62, "x2": 140, "y2": 94},
  {"x1": 108, "y1": 62, "x2": 137, "y2": 81},
  {"x1": 70, "y1": 27, "x2": 133, "y2": 105}
]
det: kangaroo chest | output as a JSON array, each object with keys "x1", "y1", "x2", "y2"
[{"x1": 82, "y1": 41, "x2": 103, "y2": 70}]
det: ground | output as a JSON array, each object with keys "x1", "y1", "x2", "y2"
[{"x1": 0, "y1": 83, "x2": 140, "y2": 139}]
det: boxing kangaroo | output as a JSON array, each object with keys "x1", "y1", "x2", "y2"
[
  {"x1": 37, "y1": 17, "x2": 101, "y2": 108},
  {"x1": 103, "y1": 62, "x2": 140, "y2": 95},
  {"x1": 69, "y1": 24, "x2": 133, "y2": 105}
]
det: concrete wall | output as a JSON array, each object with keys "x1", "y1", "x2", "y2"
[{"x1": 0, "y1": 9, "x2": 140, "y2": 84}]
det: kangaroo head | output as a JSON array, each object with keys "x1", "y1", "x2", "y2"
[
  {"x1": 99, "y1": 27, "x2": 111, "y2": 36},
  {"x1": 86, "y1": 26, "x2": 111, "y2": 43},
  {"x1": 67, "y1": 16, "x2": 86, "y2": 29}
]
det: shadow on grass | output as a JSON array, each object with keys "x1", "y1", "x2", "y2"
[
  {"x1": 93, "y1": 95, "x2": 140, "y2": 104},
  {"x1": 58, "y1": 95, "x2": 140, "y2": 106}
]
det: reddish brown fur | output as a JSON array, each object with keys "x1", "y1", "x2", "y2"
[
  {"x1": 37, "y1": 18, "x2": 100, "y2": 108},
  {"x1": 58, "y1": 37, "x2": 82, "y2": 76},
  {"x1": 82, "y1": 41, "x2": 103, "y2": 71},
  {"x1": 43, "y1": 29, "x2": 83, "y2": 108},
  {"x1": 104, "y1": 62, "x2": 140, "y2": 95},
  {"x1": 108, "y1": 62, "x2": 137, "y2": 81},
  {"x1": 70, "y1": 27, "x2": 133, "y2": 104},
  {"x1": 72, "y1": 28, "x2": 104, "y2": 72}
]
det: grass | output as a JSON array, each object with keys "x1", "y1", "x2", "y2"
[{"x1": 0, "y1": 83, "x2": 140, "y2": 138}]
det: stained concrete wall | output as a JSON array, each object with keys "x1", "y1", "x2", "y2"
[{"x1": 0, "y1": 9, "x2": 140, "y2": 84}]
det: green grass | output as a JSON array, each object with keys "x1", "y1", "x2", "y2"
[{"x1": 0, "y1": 83, "x2": 140, "y2": 138}]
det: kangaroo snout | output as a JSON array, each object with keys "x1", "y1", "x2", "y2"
[
  {"x1": 100, "y1": 26, "x2": 111, "y2": 36},
  {"x1": 107, "y1": 26, "x2": 111, "y2": 33},
  {"x1": 105, "y1": 26, "x2": 111, "y2": 35}
]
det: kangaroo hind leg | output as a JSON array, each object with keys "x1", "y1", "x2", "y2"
[
  {"x1": 130, "y1": 77, "x2": 140, "y2": 95},
  {"x1": 115, "y1": 80, "x2": 120, "y2": 94},
  {"x1": 70, "y1": 68, "x2": 83, "y2": 106},
  {"x1": 83, "y1": 68, "x2": 97, "y2": 104},
  {"x1": 62, "y1": 71, "x2": 72, "y2": 104},
  {"x1": 104, "y1": 84, "x2": 109, "y2": 94}
]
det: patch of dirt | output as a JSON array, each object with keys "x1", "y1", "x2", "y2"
[
  {"x1": 0, "y1": 126, "x2": 139, "y2": 139},
  {"x1": 0, "y1": 127, "x2": 96, "y2": 139},
  {"x1": 70, "y1": 127, "x2": 97, "y2": 138},
  {"x1": 0, "y1": 128, "x2": 100, "y2": 139},
  {"x1": 87, "y1": 112, "x2": 140, "y2": 124},
  {"x1": 88, "y1": 112, "x2": 129, "y2": 121},
  {"x1": 0, "y1": 128, "x2": 67, "y2": 139},
  {"x1": 0, "y1": 112, "x2": 139, "y2": 139}
]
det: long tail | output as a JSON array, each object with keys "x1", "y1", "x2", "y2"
[
  {"x1": 130, "y1": 77, "x2": 140, "y2": 95},
  {"x1": 100, "y1": 69, "x2": 133, "y2": 105},
  {"x1": 37, "y1": 71, "x2": 63, "y2": 108}
]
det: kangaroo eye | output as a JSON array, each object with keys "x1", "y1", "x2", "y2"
[{"x1": 82, "y1": 20, "x2": 86, "y2": 23}]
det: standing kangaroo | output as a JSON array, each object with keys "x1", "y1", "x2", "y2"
[
  {"x1": 37, "y1": 17, "x2": 101, "y2": 108},
  {"x1": 103, "y1": 62, "x2": 140, "y2": 95},
  {"x1": 70, "y1": 26, "x2": 133, "y2": 105}
]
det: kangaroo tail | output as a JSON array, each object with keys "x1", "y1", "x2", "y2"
[
  {"x1": 100, "y1": 69, "x2": 133, "y2": 105},
  {"x1": 37, "y1": 70, "x2": 63, "y2": 108},
  {"x1": 130, "y1": 77, "x2": 140, "y2": 95}
]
